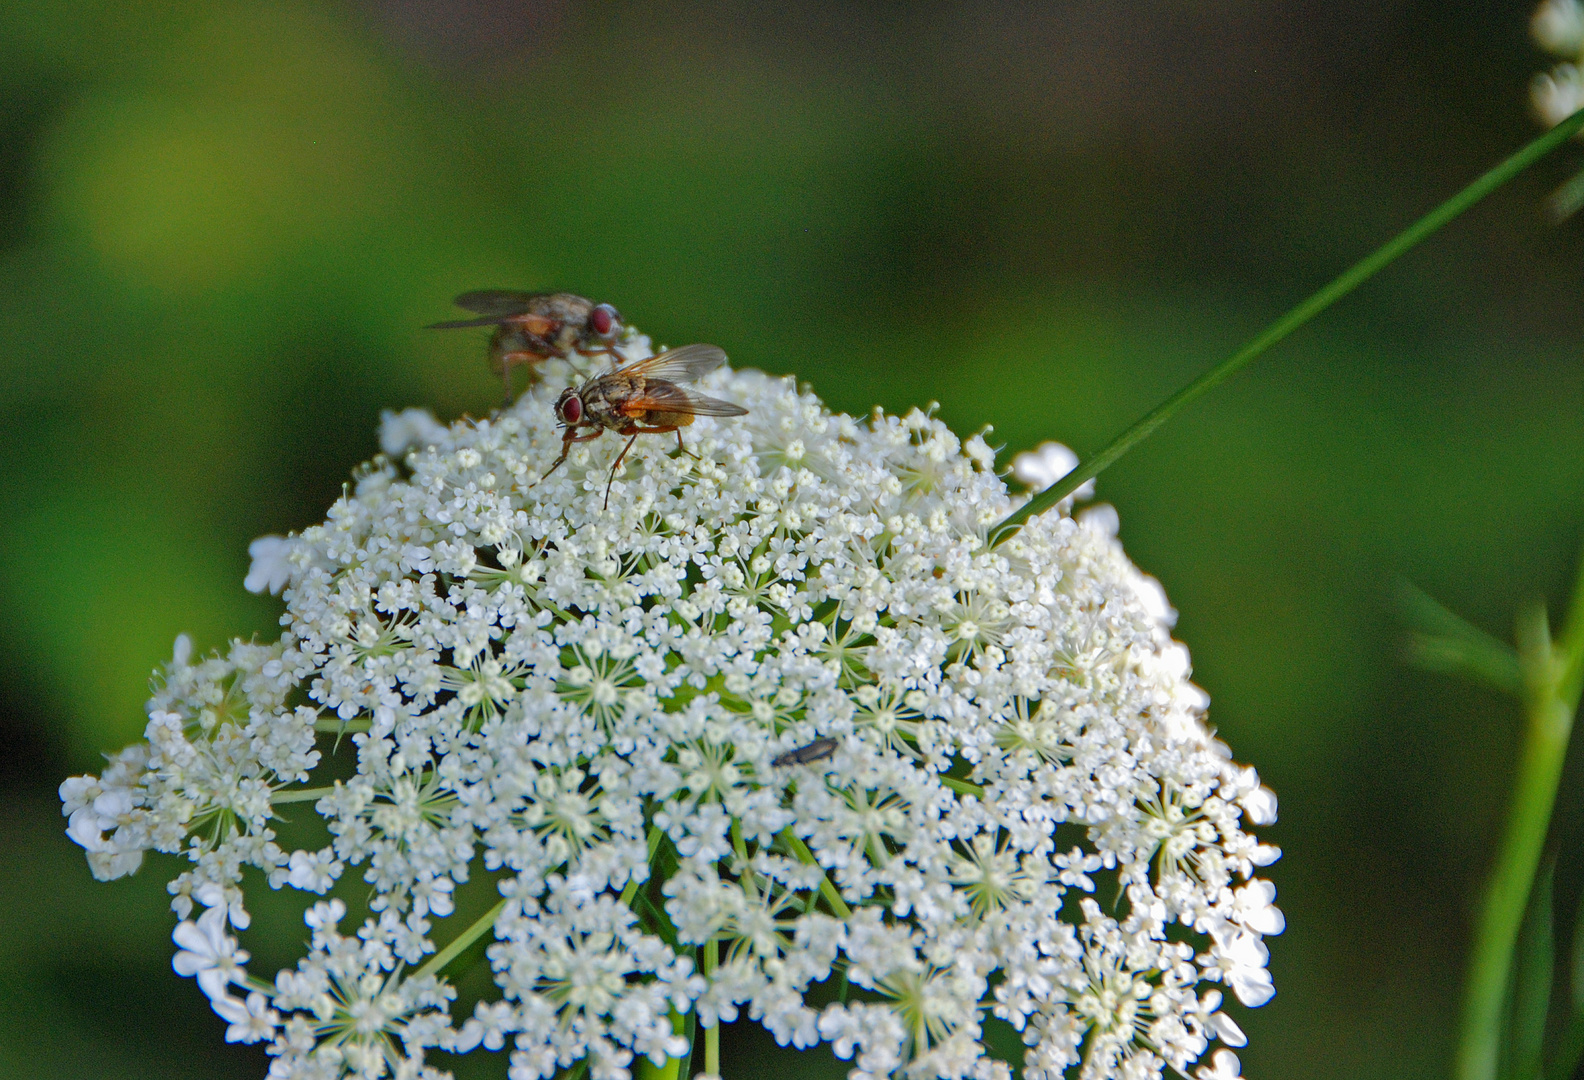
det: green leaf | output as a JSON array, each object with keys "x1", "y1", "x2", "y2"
[
  {"x1": 1502, "y1": 857, "x2": 1555, "y2": 1080},
  {"x1": 1398, "y1": 581, "x2": 1523, "y2": 698},
  {"x1": 1542, "y1": 880, "x2": 1584, "y2": 1080}
]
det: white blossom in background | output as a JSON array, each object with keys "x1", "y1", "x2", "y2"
[
  {"x1": 1536, "y1": 0, "x2": 1584, "y2": 56},
  {"x1": 1008, "y1": 440, "x2": 1096, "y2": 505},
  {"x1": 1531, "y1": 0, "x2": 1584, "y2": 216},
  {"x1": 61, "y1": 334, "x2": 1280, "y2": 1080},
  {"x1": 379, "y1": 406, "x2": 455, "y2": 459}
]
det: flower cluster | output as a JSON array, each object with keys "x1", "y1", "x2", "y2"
[{"x1": 61, "y1": 338, "x2": 1280, "y2": 1080}]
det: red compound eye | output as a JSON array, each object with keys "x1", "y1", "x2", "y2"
[
  {"x1": 590, "y1": 305, "x2": 615, "y2": 336},
  {"x1": 560, "y1": 395, "x2": 583, "y2": 424}
]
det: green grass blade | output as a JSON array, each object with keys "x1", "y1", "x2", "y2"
[
  {"x1": 989, "y1": 107, "x2": 1584, "y2": 545},
  {"x1": 1398, "y1": 581, "x2": 1523, "y2": 697},
  {"x1": 1502, "y1": 857, "x2": 1555, "y2": 1080},
  {"x1": 1543, "y1": 880, "x2": 1584, "y2": 1080}
]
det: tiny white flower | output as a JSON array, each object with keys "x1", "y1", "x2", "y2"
[
  {"x1": 284, "y1": 848, "x2": 340, "y2": 894},
  {"x1": 1241, "y1": 784, "x2": 1279, "y2": 826},
  {"x1": 379, "y1": 406, "x2": 453, "y2": 457},
  {"x1": 192, "y1": 882, "x2": 252, "y2": 930},
  {"x1": 1134, "y1": 573, "x2": 1178, "y2": 628},
  {"x1": 65, "y1": 788, "x2": 134, "y2": 850},
  {"x1": 172, "y1": 905, "x2": 249, "y2": 1000},
  {"x1": 212, "y1": 990, "x2": 280, "y2": 1044},
  {"x1": 1010, "y1": 440, "x2": 1096, "y2": 501},
  {"x1": 304, "y1": 898, "x2": 346, "y2": 932},
  {"x1": 244, "y1": 535, "x2": 296, "y2": 595},
  {"x1": 1208, "y1": 927, "x2": 1277, "y2": 1008},
  {"x1": 1231, "y1": 879, "x2": 1286, "y2": 935},
  {"x1": 1211, "y1": 1010, "x2": 1248, "y2": 1048},
  {"x1": 1079, "y1": 501, "x2": 1121, "y2": 536},
  {"x1": 1197, "y1": 1048, "x2": 1243, "y2": 1080}
]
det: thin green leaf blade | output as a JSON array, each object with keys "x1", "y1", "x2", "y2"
[
  {"x1": 990, "y1": 106, "x2": 1584, "y2": 546},
  {"x1": 1505, "y1": 857, "x2": 1556, "y2": 1080},
  {"x1": 1397, "y1": 581, "x2": 1522, "y2": 697},
  {"x1": 1542, "y1": 880, "x2": 1584, "y2": 1080}
]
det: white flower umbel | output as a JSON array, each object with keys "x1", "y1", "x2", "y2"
[{"x1": 61, "y1": 339, "x2": 1280, "y2": 1080}]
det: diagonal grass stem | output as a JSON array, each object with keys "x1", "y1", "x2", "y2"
[{"x1": 989, "y1": 106, "x2": 1584, "y2": 545}]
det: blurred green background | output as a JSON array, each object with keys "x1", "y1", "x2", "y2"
[{"x1": 4, "y1": 1, "x2": 1584, "y2": 1077}]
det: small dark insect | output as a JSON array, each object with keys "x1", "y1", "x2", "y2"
[
  {"x1": 772, "y1": 737, "x2": 839, "y2": 768},
  {"x1": 535, "y1": 343, "x2": 749, "y2": 509},
  {"x1": 426, "y1": 291, "x2": 626, "y2": 405}
]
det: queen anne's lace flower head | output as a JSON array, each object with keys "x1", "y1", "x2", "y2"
[{"x1": 61, "y1": 334, "x2": 1280, "y2": 1080}]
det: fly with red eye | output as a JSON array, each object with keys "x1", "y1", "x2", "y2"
[
  {"x1": 554, "y1": 388, "x2": 584, "y2": 426},
  {"x1": 535, "y1": 344, "x2": 749, "y2": 508},
  {"x1": 426, "y1": 291, "x2": 627, "y2": 405}
]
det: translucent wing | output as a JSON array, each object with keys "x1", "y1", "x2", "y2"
[
  {"x1": 615, "y1": 343, "x2": 729, "y2": 384},
  {"x1": 453, "y1": 290, "x2": 543, "y2": 316},
  {"x1": 622, "y1": 380, "x2": 749, "y2": 418},
  {"x1": 425, "y1": 290, "x2": 543, "y2": 329}
]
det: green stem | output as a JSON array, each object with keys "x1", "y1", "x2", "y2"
[
  {"x1": 988, "y1": 106, "x2": 1584, "y2": 545},
  {"x1": 1548, "y1": 1015, "x2": 1584, "y2": 1080},
  {"x1": 1456, "y1": 548, "x2": 1584, "y2": 1080},
  {"x1": 413, "y1": 897, "x2": 507, "y2": 982},
  {"x1": 314, "y1": 717, "x2": 372, "y2": 734},
  {"x1": 622, "y1": 827, "x2": 665, "y2": 909},
  {"x1": 780, "y1": 829, "x2": 853, "y2": 919},
  {"x1": 938, "y1": 774, "x2": 984, "y2": 799},
  {"x1": 270, "y1": 785, "x2": 336, "y2": 805},
  {"x1": 703, "y1": 939, "x2": 720, "y2": 1076}
]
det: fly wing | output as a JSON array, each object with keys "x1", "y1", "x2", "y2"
[
  {"x1": 622, "y1": 380, "x2": 749, "y2": 418},
  {"x1": 427, "y1": 315, "x2": 512, "y2": 329},
  {"x1": 615, "y1": 343, "x2": 729, "y2": 384},
  {"x1": 452, "y1": 290, "x2": 542, "y2": 316},
  {"x1": 425, "y1": 290, "x2": 542, "y2": 329}
]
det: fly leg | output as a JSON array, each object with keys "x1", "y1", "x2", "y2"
[
  {"x1": 672, "y1": 429, "x2": 699, "y2": 460},
  {"x1": 577, "y1": 344, "x2": 623, "y2": 367},
  {"x1": 531, "y1": 427, "x2": 602, "y2": 488},
  {"x1": 602, "y1": 425, "x2": 684, "y2": 509},
  {"x1": 604, "y1": 432, "x2": 642, "y2": 510},
  {"x1": 497, "y1": 352, "x2": 543, "y2": 406}
]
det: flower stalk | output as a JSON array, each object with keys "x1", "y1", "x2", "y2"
[
  {"x1": 269, "y1": 785, "x2": 336, "y2": 805},
  {"x1": 780, "y1": 829, "x2": 853, "y2": 919},
  {"x1": 414, "y1": 897, "x2": 507, "y2": 981},
  {"x1": 1455, "y1": 553, "x2": 1584, "y2": 1080},
  {"x1": 703, "y1": 939, "x2": 720, "y2": 1076}
]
